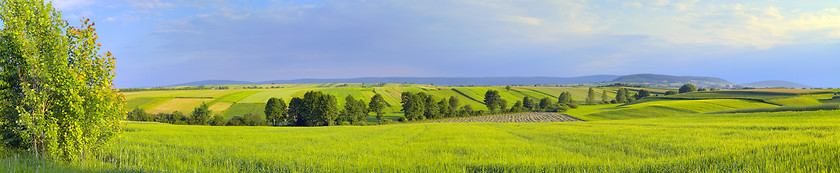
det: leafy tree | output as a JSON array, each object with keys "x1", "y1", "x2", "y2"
[
  {"x1": 264, "y1": 97, "x2": 286, "y2": 126},
  {"x1": 355, "y1": 99, "x2": 368, "y2": 124},
  {"x1": 227, "y1": 116, "x2": 244, "y2": 126},
  {"x1": 679, "y1": 83, "x2": 697, "y2": 93},
  {"x1": 423, "y1": 95, "x2": 439, "y2": 119},
  {"x1": 128, "y1": 108, "x2": 148, "y2": 121},
  {"x1": 505, "y1": 85, "x2": 511, "y2": 92},
  {"x1": 368, "y1": 94, "x2": 386, "y2": 124},
  {"x1": 636, "y1": 89, "x2": 651, "y2": 100},
  {"x1": 558, "y1": 92, "x2": 573, "y2": 105},
  {"x1": 586, "y1": 88, "x2": 596, "y2": 105},
  {"x1": 210, "y1": 114, "x2": 226, "y2": 126},
  {"x1": 401, "y1": 92, "x2": 425, "y2": 121},
  {"x1": 522, "y1": 97, "x2": 535, "y2": 111},
  {"x1": 601, "y1": 89, "x2": 609, "y2": 104},
  {"x1": 0, "y1": 0, "x2": 125, "y2": 161},
  {"x1": 243, "y1": 112, "x2": 265, "y2": 126},
  {"x1": 448, "y1": 96, "x2": 459, "y2": 115},
  {"x1": 483, "y1": 90, "x2": 501, "y2": 113},
  {"x1": 340, "y1": 95, "x2": 359, "y2": 124},
  {"x1": 539, "y1": 97, "x2": 552, "y2": 111},
  {"x1": 190, "y1": 102, "x2": 211, "y2": 125},
  {"x1": 287, "y1": 97, "x2": 305, "y2": 125},
  {"x1": 462, "y1": 105, "x2": 474, "y2": 116},
  {"x1": 665, "y1": 90, "x2": 678, "y2": 95},
  {"x1": 498, "y1": 99, "x2": 508, "y2": 113},
  {"x1": 510, "y1": 100, "x2": 525, "y2": 113},
  {"x1": 437, "y1": 99, "x2": 451, "y2": 118},
  {"x1": 616, "y1": 88, "x2": 628, "y2": 103}
]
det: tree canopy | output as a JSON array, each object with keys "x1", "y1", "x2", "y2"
[
  {"x1": 679, "y1": 84, "x2": 698, "y2": 93},
  {"x1": 0, "y1": 0, "x2": 125, "y2": 161}
]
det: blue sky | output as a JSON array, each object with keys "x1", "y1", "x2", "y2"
[{"x1": 49, "y1": 0, "x2": 840, "y2": 88}]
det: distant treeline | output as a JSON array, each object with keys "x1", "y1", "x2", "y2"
[{"x1": 121, "y1": 86, "x2": 229, "y2": 92}]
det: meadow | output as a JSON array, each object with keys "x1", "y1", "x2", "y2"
[
  {"x1": 122, "y1": 84, "x2": 627, "y2": 121},
  {"x1": 4, "y1": 85, "x2": 839, "y2": 172},
  {"x1": 3, "y1": 109, "x2": 839, "y2": 172}
]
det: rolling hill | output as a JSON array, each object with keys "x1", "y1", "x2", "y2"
[{"x1": 743, "y1": 80, "x2": 812, "y2": 89}]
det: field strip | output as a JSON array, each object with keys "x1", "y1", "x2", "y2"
[{"x1": 417, "y1": 112, "x2": 582, "y2": 123}]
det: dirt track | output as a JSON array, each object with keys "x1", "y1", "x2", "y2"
[{"x1": 419, "y1": 112, "x2": 582, "y2": 123}]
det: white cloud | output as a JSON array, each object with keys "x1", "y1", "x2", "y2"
[
  {"x1": 499, "y1": 15, "x2": 542, "y2": 25},
  {"x1": 623, "y1": 2, "x2": 643, "y2": 8}
]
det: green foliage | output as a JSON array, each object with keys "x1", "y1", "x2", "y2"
[
  {"x1": 679, "y1": 84, "x2": 697, "y2": 93},
  {"x1": 190, "y1": 102, "x2": 211, "y2": 125},
  {"x1": 586, "y1": 88, "x2": 596, "y2": 105},
  {"x1": 340, "y1": 95, "x2": 368, "y2": 125},
  {"x1": 368, "y1": 94, "x2": 386, "y2": 124},
  {"x1": 636, "y1": 89, "x2": 651, "y2": 100},
  {"x1": 0, "y1": 0, "x2": 124, "y2": 162},
  {"x1": 289, "y1": 91, "x2": 339, "y2": 126},
  {"x1": 483, "y1": 90, "x2": 501, "y2": 113},
  {"x1": 209, "y1": 114, "x2": 226, "y2": 126},
  {"x1": 264, "y1": 97, "x2": 287, "y2": 126},
  {"x1": 616, "y1": 88, "x2": 629, "y2": 103},
  {"x1": 601, "y1": 89, "x2": 610, "y2": 104},
  {"x1": 665, "y1": 90, "x2": 678, "y2": 95}
]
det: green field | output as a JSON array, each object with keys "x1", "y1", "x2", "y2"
[
  {"x1": 122, "y1": 84, "x2": 630, "y2": 121},
  {"x1": 6, "y1": 85, "x2": 839, "y2": 172},
  {"x1": 4, "y1": 109, "x2": 839, "y2": 172}
]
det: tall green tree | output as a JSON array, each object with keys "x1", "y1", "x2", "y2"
[
  {"x1": 505, "y1": 85, "x2": 512, "y2": 91},
  {"x1": 523, "y1": 97, "x2": 535, "y2": 111},
  {"x1": 484, "y1": 90, "x2": 501, "y2": 113},
  {"x1": 616, "y1": 88, "x2": 628, "y2": 103},
  {"x1": 679, "y1": 84, "x2": 697, "y2": 93},
  {"x1": 636, "y1": 89, "x2": 651, "y2": 100},
  {"x1": 368, "y1": 94, "x2": 386, "y2": 124},
  {"x1": 401, "y1": 92, "x2": 425, "y2": 121},
  {"x1": 190, "y1": 102, "x2": 211, "y2": 125},
  {"x1": 601, "y1": 89, "x2": 609, "y2": 104},
  {"x1": 539, "y1": 97, "x2": 551, "y2": 111},
  {"x1": 437, "y1": 99, "x2": 451, "y2": 118},
  {"x1": 586, "y1": 88, "x2": 596, "y2": 105},
  {"x1": 264, "y1": 97, "x2": 287, "y2": 126},
  {"x1": 0, "y1": 0, "x2": 125, "y2": 161},
  {"x1": 558, "y1": 92, "x2": 573, "y2": 105},
  {"x1": 448, "y1": 96, "x2": 459, "y2": 116},
  {"x1": 498, "y1": 99, "x2": 508, "y2": 113},
  {"x1": 340, "y1": 95, "x2": 359, "y2": 124},
  {"x1": 423, "y1": 95, "x2": 439, "y2": 119}
]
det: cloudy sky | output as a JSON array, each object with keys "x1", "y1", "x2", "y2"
[{"x1": 50, "y1": 0, "x2": 840, "y2": 88}]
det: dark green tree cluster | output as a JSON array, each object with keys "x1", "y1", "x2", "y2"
[
  {"x1": 339, "y1": 95, "x2": 369, "y2": 125},
  {"x1": 288, "y1": 91, "x2": 339, "y2": 126},
  {"x1": 665, "y1": 90, "x2": 679, "y2": 95},
  {"x1": 368, "y1": 94, "x2": 387, "y2": 124},
  {"x1": 679, "y1": 84, "x2": 697, "y2": 93},
  {"x1": 615, "y1": 88, "x2": 635, "y2": 103},
  {"x1": 401, "y1": 93, "x2": 470, "y2": 121},
  {"x1": 484, "y1": 90, "x2": 503, "y2": 113},
  {"x1": 264, "y1": 98, "x2": 287, "y2": 126},
  {"x1": 635, "y1": 89, "x2": 651, "y2": 100},
  {"x1": 601, "y1": 89, "x2": 611, "y2": 104}
]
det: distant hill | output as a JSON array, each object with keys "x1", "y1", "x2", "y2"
[
  {"x1": 743, "y1": 80, "x2": 812, "y2": 89},
  {"x1": 168, "y1": 75, "x2": 620, "y2": 87},
  {"x1": 610, "y1": 74, "x2": 736, "y2": 88},
  {"x1": 170, "y1": 80, "x2": 256, "y2": 86}
]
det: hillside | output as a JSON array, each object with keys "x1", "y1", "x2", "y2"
[
  {"x1": 743, "y1": 80, "x2": 812, "y2": 89},
  {"x1": 168, "y1": 76, "x2": 620, "y2": 87},
  {"x1": 610, "y1": 74, "x2": 735, "y2": 88}
]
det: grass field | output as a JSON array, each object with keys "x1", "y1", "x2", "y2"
[
  {"x1": 569, "y1": 99, "x2": 776, "y2": 121},
  {"x1": 4, "y1": 110, "x2": 839, "y2": 172},
  {"x1": 123, "y1": 84, "x2": 629, "y2": 122}
]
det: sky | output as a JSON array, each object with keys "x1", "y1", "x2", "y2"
[{"x1": 47, "y1": 0, "x2": 840, "y2": 88}]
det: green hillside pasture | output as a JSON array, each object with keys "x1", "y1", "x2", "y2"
[
  {"x1": 237, "y1": 89, "x2": 301, "y2": 103},
  {"x1": 708, "y1": 103, "x2": 840, "y2": 114},
  {"x1": 147, "y1": 98, "x2": 213, "y2": 114},
  {"x1": 517, "y1": 87, "x2": 606, "y2": 101},
  {"x1": 572, "y1": 99, "x2": 776, "y2": 120},
  {"x1": 223, "y1": 103, "x2": 265, "y2": 119},
  {"x1": 9, "y1": 110, "x2": 839, "y2": 172},
  {"x1": 125, "y1": 97, "x2": 170, "y2": 110},
  {"x1": 766, "y1": 96, "x2": 822, "y2": 106}
]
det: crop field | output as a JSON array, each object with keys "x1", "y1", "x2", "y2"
[
  {"x1": 419, "y1": 112, "x2": 581, "y2": 123},
  {"x1": 708, "y1": 103, "x2": 840, "y2": 114},
  {"x1": 570, "y1": 99, "x2": 776, "y2": 120},
  {"x1": 5, "y1": 110, "x2": 840, "y2": 172},
  {"x1": 123, "y1": 84, "x2": 626, "y2": 122}
]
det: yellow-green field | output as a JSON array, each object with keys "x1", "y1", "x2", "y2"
[
  {"x1": 4, "y1": 109, "x2": 839, "y2": 172},
  {"x1": 4, "y1": 85, "x2": 838, "y2": 172},
  {"x1": 123, "y1": 84, "x2": 626, "y2": 120}
]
